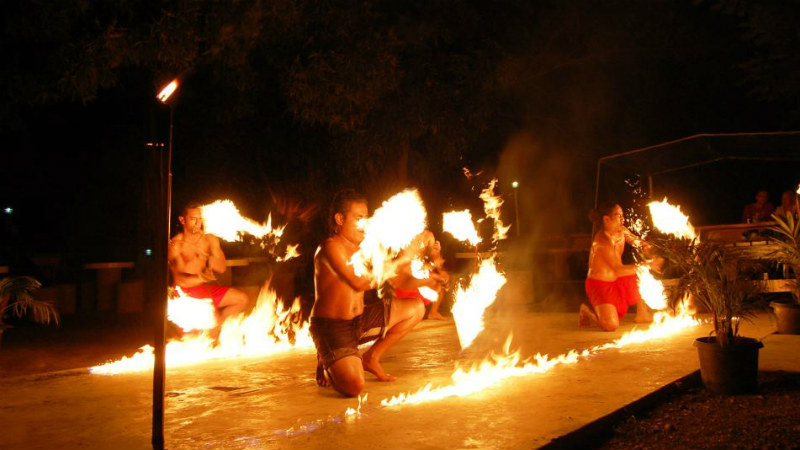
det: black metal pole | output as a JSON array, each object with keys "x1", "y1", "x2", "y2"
[{"x1": 152, "y1": 106, "x2": 172, "y2": 450}]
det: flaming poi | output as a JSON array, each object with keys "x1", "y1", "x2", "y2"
[
  {"x1": 442, "y1": 210, "x2": 482, "y2": 246},
  {"x1": 349, "y1": 188, "x2": 428, "y2": 284},
  {"x1": 647, "y1": 197, "x2": 696, "y2": 240}
]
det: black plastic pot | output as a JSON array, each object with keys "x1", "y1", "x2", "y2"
[
  {"x1": 770, "y1": 301, "x2": 800, "y2": 334},
  {"x1": 693, "y1": 336, "x2": 763, "y2": 395}
]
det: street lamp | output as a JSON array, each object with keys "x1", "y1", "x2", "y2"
[
  {"x1": 152, "y1": 77, "x2": 179, "y2": 450},
  {"x1": 511, "y1": 181, "x2": 520, "y2": 237}
]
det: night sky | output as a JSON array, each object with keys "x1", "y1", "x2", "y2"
[{"x1": 1, "y1": 0, "x2": 799, "y2": 265}]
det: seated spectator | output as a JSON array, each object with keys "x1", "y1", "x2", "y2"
[
  {"x1": 741, "y1": 190, "x2": 774, "y2": 223},
  {"x1": 774, "y1": 190, "x2": 798, "y2": 219}
]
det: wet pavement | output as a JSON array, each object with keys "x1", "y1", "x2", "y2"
[{"x1": 1, "y1": 311, "x2": 795, "y2": 450}]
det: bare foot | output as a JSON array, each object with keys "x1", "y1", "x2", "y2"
[
  {"x1": 362, "y1": 354, "x2": 396, "y2": 382},
  {"x1": 315, "y1": 362, "x2": 329, "y2": 387},
  {"x1": 426, "y1": 311, "x2": 448, "y2": 321},
  {"x1": 579, "y1": 304, "x2": 596, "y2": 328}
]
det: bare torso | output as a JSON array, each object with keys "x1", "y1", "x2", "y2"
[
  {"x1": 586, "y1": 230, "x2": 628, "y2": 282},
  {"x1": 168, "y1": 232, "x2": 224, "y2": 288},
  {"x1": 311, "y1": 236, "x2": 367, "y2": 320}
]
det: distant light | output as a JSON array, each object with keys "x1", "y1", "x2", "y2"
[
  {"x1": 511, "y1": 181, "x2": 519, "y2": 189},
  {"x1": 157, "y1": 79, "x2": 180, "y2": 103},
  {"x1": 145, "y1": 248, "x2": 153, "y2": 256},
  {"x1": 3, "y1": 207, "x2": 12, "y2": 215}
]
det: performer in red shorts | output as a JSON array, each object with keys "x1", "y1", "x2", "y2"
[
  {"x1": 168, "y1": 203, "x2": 249, "y2": 323},
  {"x1": 388, "y1": 230, "x2": 450, "y2": 320},
  {"x1": 579, "y1": 202, "x2": 660, "y2": 331}
]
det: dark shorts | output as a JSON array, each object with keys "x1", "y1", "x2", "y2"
[
  {"x1": 585, "y1": 275, "x2": 642, "y2": 319},
  {"x1": 310, "y1": 299, "x2": 389, "y2": 370}
]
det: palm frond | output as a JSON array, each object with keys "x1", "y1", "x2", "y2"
[
  {"x1": 0, "y1": 276, "x2": 60, "y2": 326},
  {"x1": 768, "y1": 214, "x2": 800, "y2": 301},
  {"x1": 654, "y1": 236, "x2": 763, "y2": 347}
]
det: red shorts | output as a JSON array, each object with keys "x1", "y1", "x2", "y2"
[
  {"x1": 393, "y1": 286, "x2": 431, "y2": 305},
  {"x1": 179, "y1": 284, "x2": 230, "y2": 308},
  {"x1": 585, "y1": 275, "x2": 642, "y2": 319}
]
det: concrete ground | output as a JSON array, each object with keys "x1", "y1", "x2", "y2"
[{"x1": 1, "y1": 311, "x2": 796, "y2": 450}]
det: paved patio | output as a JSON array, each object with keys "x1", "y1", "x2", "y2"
[{"x1": 1, "y1": 311, "x2": 795, "y2": 450}]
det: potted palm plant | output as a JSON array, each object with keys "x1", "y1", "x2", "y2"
[
  {"x1": 658, "y1": 236, "x2": 764, "y2": 394},
  {"x1": 0, "y1": 276, "x2": 60, "y2": 348},
  {"x1": 767, "y1": 213, "x2": 800, "y2": 334}
]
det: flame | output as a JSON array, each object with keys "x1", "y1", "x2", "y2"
[
  {"x1": 276, "y1": 244, "x2": 301, "y2": 262},
  {"x1": 479, "y1": 179, "x2": 511, "y2": 243},
  {"x1": 796, "y1": 184, "x2": 800, "y2": 195},
  {"x1": 443, "y1": 210, "x2": 482, "y2": 245},
  {"x1": 350, "y1": 189, "x2": 427, "y2": 284},
  {"x1": 379, "y1": 308, "x2": 701, "y2": 408},
  {"x1": 157, "y1": 79, "x2": 179, "y2": 103},
  {"x1": 344, "y1": 394, "x2": 368, "y2": 421},
  {"x1": 635, "y1": 265, "x2": 667, "y2": 310},
  {"x1": 648, "y1": 198, "x2": 695, "y2": 240},
  {"x1": 167, "y1": 287, "x2": 217, "y2": 331},
  {"x1": 90, "y1": 283, "x2": 313, "y2": 375},
  {"x1": 450, "y1": 257, "x2": 507, "y2": 349},
  {"x1": 199, "y1": 200, "x2": 285, "y2": 242}
]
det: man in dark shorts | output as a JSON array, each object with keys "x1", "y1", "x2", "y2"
[{"x1": 310, "y1": 189, "x2": 426, "y2": 397}]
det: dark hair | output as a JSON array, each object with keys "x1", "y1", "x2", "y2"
[
  {"x1": 181, "y1": 202, "x2": 202, "y2": 217},
  {"x1": 329, "y1": 189, "x2": 367, "y2": 235},
  {"x1": 588, "y1": 202, "x2": 619, "y2": 236}
]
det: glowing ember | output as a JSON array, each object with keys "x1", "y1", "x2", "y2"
[
  {"x1": 648, "y1": 198, "x2": 695, "y2": 240},
  {"x1": 450, "y1": 257, "x2": 507, "y2": 349},
  {"x1": 200, "y1": 200, "x2": 284, "y2": 242},
  {"x1": 90, "y1": 283, "x2": 312, "y2": 375},
  {"x1": 167, "y1": 287, "x2": 217, "y2": 332},
  {"x1": 479, "y1": 179, "x2": 511, "y2": 243},
  {"x1": 443, "y1": 210, "x2": 482, "y2": 246},
  {"x1": 350, "y1": 189, "x2": 427, "y2": 284},
  {"x1": 635, "y1": 265, "x2": 668, "y2": 310}
]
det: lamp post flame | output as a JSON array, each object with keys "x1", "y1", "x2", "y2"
[{"x1": 157, "y1": 79, "x2": 180, "y2": 103}]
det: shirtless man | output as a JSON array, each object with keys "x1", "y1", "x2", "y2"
[
  {"x1": 390, "y1": 230, "x2": 450, "y2": 320},
  {"x1": 168, "y1": 204, "x2": 249, "y2": 323},
  {"x1": 310, "y1": 189, "x2": 428, "y2": 397},
  {"x1": 579, "y1": 203, "x2": 657, "y2": 331}
]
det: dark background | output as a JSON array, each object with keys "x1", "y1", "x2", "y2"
[{"x1": 1, "y1": 0, "x2": 799, "y2": 265}]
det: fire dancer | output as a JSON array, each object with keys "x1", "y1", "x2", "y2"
[
  {"x1": 389, "y1": 230, "x2": 450, "y2": 320},
  {"x1": 579, "y1": 203, "x2": 657, "y2": 331},
  {"x1": 310, "y1": 189, "x2": 426, "y2": 397},
  {"x1": 168, "y1": 203, "x2": 249, "y2": 323}
]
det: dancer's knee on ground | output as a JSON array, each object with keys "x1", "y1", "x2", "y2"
[{"x1": 333, "y1": 375, "x2": 364, "y2": 397}]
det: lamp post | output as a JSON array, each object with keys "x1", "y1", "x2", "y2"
[
  {"x1": 152, "y1": 77, "x2": 179, "y2": 450},
  {"x1": 511, "y1": 181, "x2": 520, "y2": 237}
]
